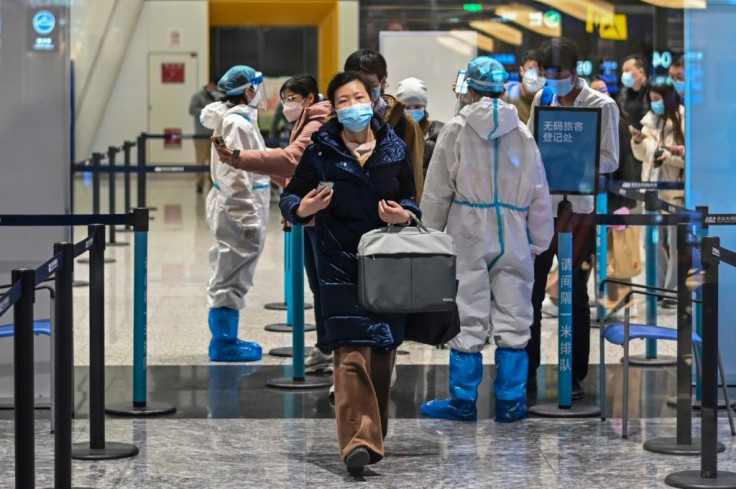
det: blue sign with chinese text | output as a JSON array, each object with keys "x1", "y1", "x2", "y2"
[{"x1": 533, "y1": 106, "x2": 602, "y2": 195}]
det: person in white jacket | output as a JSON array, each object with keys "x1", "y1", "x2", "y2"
[
  {"x1": 420, "y1": 56, "x2": 554, "y2": 423},
  {"x1": 631, "y1": 83, "x2": 685, "y2": 298},
  {"x1": 199, "y1": 65, "x2": 269, "y2": 362}
]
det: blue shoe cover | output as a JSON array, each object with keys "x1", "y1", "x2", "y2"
[
  {"x1": 208, "y1": 308, "x2": 263, "y2": 362},
  {"x1": 420, "y1": 350, "x2": 482, "y2": 421},
  {"x1": 493, "y1": 348, "x2": 528, "y2": 423}
]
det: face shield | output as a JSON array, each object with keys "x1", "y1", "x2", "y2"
[{"x1": 245, "y1": 72, "x2": 268, "y2": 111}]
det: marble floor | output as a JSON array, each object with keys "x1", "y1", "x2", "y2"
[
  {"x1": 1, "y1": 418, "x2": 736, "y2": 488},
  {"x1": 2, "y1": 175, "x2": 724, "y2": 489}
]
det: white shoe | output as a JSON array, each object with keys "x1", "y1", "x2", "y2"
[
  {"x1": 328, "y1": 382, "x2": 335, "y2": 400},
  {"x1": 541, "y1": 297, "x2": 558, "y2": 318},
  {"x1": 607, "y1": 304, "x2": 639, "y2": 321},
  {"x1": 305, "y1": 348, "x2": 333, "y2": 374},
  {"x1": 390, "y1": 365, "x2": 397, "y2": 387}
]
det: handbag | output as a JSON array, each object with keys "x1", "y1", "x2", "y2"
[{"x1": 357, "y1": 212, "x2": 457, "y2": 314}]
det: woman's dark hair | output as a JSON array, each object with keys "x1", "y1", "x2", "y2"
[
  {"x1": 536, "y1": 37, "x2": 580, "y2": 73},
  {"x1": 649, "y1": 83, "x2": 684, "y2": 145},
  {"x1": 344, "y1": 49, "x2": 388, "y2": 80},
  {"x1": 280, "y1": 74, "x2": 319, "y2": 103},
  {"x1": 327, "y1": 71, "x2": 373, "y2": 108}
]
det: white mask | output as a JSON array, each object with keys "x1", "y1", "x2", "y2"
[
  {"x1": 522, "y1": 69, "x2": 546, "y2": 94},
  {"x1": 282, "y1": 101, "x2": 304, "y2": 123}
]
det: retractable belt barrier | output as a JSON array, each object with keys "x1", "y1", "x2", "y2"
[
  {"x1": 531, "y1": 178, "x2": 736, "y2": 420},
  {"x1": 1, "y1": 220, "x2": 134, "y2": 489},
  {"x1": 665, "y1": 237, "x2": 736, "y2": 488}
]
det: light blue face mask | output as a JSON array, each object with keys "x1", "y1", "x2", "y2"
[
  {"x1": 337, "y1": 103, "x2": 373, "y2": 132},
  {"x1": 546, "y1": 76, "x2": 575, "y2": 97},
  {"x1": 406, "y1": 108, "x2": 425, "y2": 123},
  {"x1": 669, "y1": 77, "x2": 686, "y2": 96},
  {"x1": 650, "y1": 100, "x2": 665, "y2": 115},
  {"x1": 621, "y1": 71, "x2": 635, "y2": 88},
  {"x1": 371, "y1": 86, "x2": 382, "y2": 100}
]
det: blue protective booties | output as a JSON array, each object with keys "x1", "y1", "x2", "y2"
[
  {"x1": 420, "y1": 349, "x2": 483, "y2": 421},
  {"x1": 208, "y1": 307, "x2": 262, "y2": 362},
  {"x1": 493, "y1": 348, "x2": 528, "y2": 423}
]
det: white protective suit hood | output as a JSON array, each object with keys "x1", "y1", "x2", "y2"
[{"x1": 462, "y1": 96, "x2": 519, "y2": 141}]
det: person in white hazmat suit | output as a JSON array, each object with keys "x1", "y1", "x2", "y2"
[
  {"x1": 420, "y1": 57, "x2": 554, "y2": 422},
  {"x1": 200, "y1": 65, "x2": 270, "y2": 362}
]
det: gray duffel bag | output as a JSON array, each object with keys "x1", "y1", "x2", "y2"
[{"x1": 357, "y1": 212, "x2": 457, "y2": 314}]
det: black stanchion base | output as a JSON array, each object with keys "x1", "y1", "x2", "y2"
[
  {"x1": 268, "y1": 347, "x2": 309, "y2": 358},
  {"x1": 71, "y1": 441, "x2": 140, "y2": 461},
  {"x1": 264, "y1": 323, "x2": 316, "y2": 333},
  {"x1": 627, "y1": 354, "x2": 678, "y2": 367},
  {"x1": 666, "y1": 396, "x2": 736, "y2": 410},
  {"x1": 266, "y1": 375, "x2": 333, "y2": 390},
  {"x1": 106, "y1": 241, "x2": 130, "y2": 247},
  {"x1": 665, "y1": 470, "x2": 736, "y2": 488},
  {"x1": 78, "y1": 257, "x2": 116, "y2": 264},
  {"x1": 105, "y1": 401, "x2": 176, "y2": 417},
  {"x1": 264, "y1": 302, "x2": 313, "y2": 311},
  {"x1": 73, "y1": 280, "x2": 90, "y2": 288},
  {"x1": 528, "y1": 402, "x2": 601, "y2": 418},
  {"x1": 644, "y1": 437, "x2": 725, "y2": 456}
]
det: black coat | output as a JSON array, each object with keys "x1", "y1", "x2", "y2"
[{"x1": 280, "y1": 117, "x2": 421, "y2": 351}]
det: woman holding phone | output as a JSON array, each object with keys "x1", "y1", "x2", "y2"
[
  {"x1": 631, "y1": 83, "x2": 685, "y2": 301},
  {"x1": 280, "y1": 71, "x2": 420, "y2": 475}
]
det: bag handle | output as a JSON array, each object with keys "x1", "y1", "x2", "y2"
[{"x1": 387, "y1": 210, "x2": 430, "y2": 233}]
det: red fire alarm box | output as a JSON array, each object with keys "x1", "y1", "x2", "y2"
[
  {"x1": 164, "y1": 128, "x2": 182, "y2": 149},
  {"x1": 161, "y1": 63, "x2": 185, "y2": 84}
]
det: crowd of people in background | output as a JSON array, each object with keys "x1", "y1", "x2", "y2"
[{"x1": 190, "y1": 38, "x2": 688, "y2": 475}]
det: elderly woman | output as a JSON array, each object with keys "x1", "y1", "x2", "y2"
[{"x1": 280, "y1": 71, "x2": 420, "y2": 475}]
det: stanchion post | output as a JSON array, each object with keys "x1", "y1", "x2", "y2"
[
  {"x1": 676, "y1": 224, "x2": 694, "y2": 446},
  {"x1": 695, "y1": 205, "x2": 709, "y2": 403},
  {"x1": 92, "y1": 152, "x2": 103, "y2": 216},
  {"x1": 13, "y1": 268, "x2": 36, "y2": 489},
  {"x1": 89, "y1": 225, "x2": 105, "y2": 446},
  {"x1": 292, "y1": 226, "x2": 305, "y2": 379},
  {"x1": 595, "y1": 176, "x2": 608, "y2": 325},
  {"x1": 557, "y1": 200, "x2": 574, "y2": 409},
  {"x1": 106, "y1": 146, "x2": 126, "y2": 246},
  {"x1": 136, "y1": 134, "x2": 147, "y2": 210},
  {"x1": 123, "y1": 141, "x2": 134, "y2": 230},
  {"x1": 105, "y1": 208, "x2": 176, "y2": 416},
  {"x1": 528, "y1": 201, "x2": 599, "y2": 418},
  {"x1": 701, "y1": 236, "x2": 720, "y2": 477},
  {"x1": 665, "y1": 236, "x2": 736, "y2": 488},
  {"x1": 54, "y1": 243, "x2": 73, "y2": 487},
  {"x1": 644, "y1": 190, "x2": 659, "y2": 358},
  {"x1": 72, "y1": 226, "x2": 139, "y2": 459},
  {"x1": 266, "y1": 225, "x2": 331, "y2": 389}
]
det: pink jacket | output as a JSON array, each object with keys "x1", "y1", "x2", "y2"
[{"x1": 233, "y1": 100, "x2": 332, "y2": 185}]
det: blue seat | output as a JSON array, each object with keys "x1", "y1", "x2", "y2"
[
  {"x1": 0, "y1": 319, "x2": 52, "y2": 338},
  {"x1": 603, "y1": 323, "x2": 702, "y2": 345}
]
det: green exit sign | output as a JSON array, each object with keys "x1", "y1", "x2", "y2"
[{"x1": 463, "y1": 3, "x2": 483, "y2": 12}]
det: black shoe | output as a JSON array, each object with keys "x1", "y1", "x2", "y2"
[
  {"x1": 526, "y1": 375, "x2": 537, "y2": 396},
  {"x1": 572, "y1": 378, "x2": 585, "y2": 401},
  {"x1": 345, "y1": 446, "x2": 370, "y2": 475},
  {"x1": 196, "y1": 184, "x2": 204, "y2": 194},
  {"x1": 661, "y1": 299, "x2": 678, "y2": 309}
]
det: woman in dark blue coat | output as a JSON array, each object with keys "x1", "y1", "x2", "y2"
[{"x1": 280, "y1": 71, "x2": 420, "y2": 475}]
